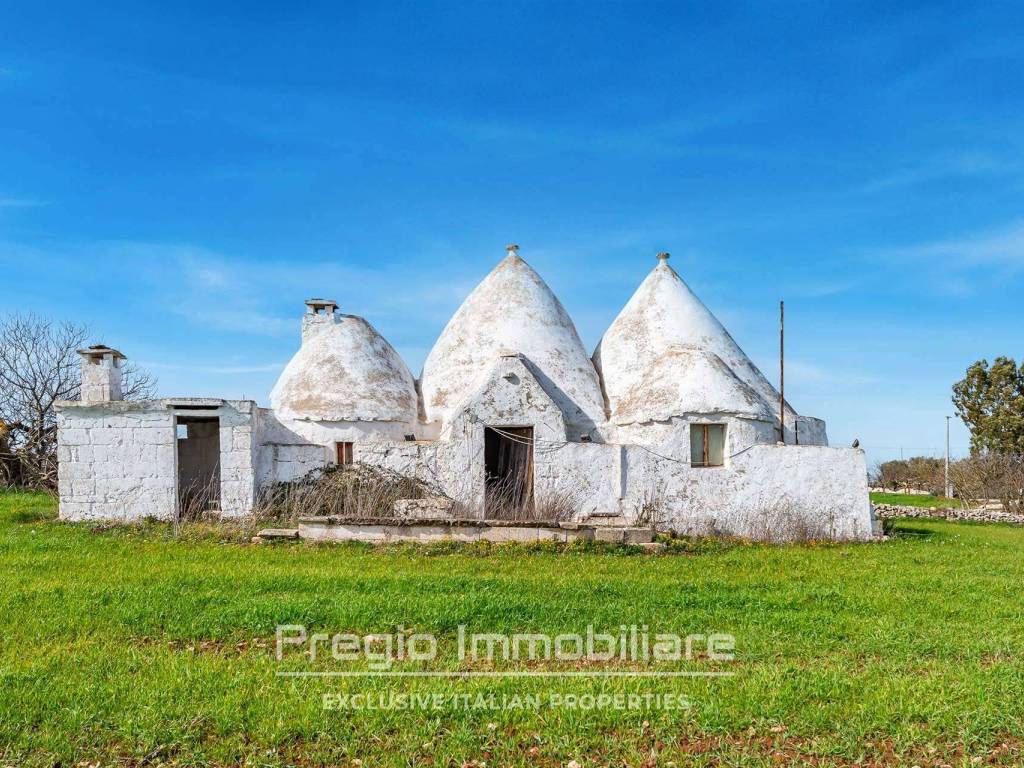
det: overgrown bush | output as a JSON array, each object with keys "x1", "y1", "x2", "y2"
[{"x1": 254, "y1": 463, "x2": 443, "y2": 523}]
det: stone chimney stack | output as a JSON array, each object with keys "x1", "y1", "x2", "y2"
[
  {"x1": 301, "y1": 298, "x2": 339, "y2": 343},
  {"x1": 77, "y1": 345, "x2": 125, "y2": 403}
]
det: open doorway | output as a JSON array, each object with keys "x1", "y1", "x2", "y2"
[
  {"x1": 484, "y1": 426, "x2": 534, "y2": 518},
  {"x1": 176, "y1": 416, "x2": 221, "y2": 519}
]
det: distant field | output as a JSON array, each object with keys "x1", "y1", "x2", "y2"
[
  {"x1": 870, "y1": 491, "x2": 962, "y2": 508},
  {"x1": 2, "y1": 490, "x2": 1023, "y2": 767}
]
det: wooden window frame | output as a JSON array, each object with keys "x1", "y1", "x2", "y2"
[
  {"x1": 336, "y1": 441, "x2": 354, "y2": 465},
  {"x1": 690, "y1": 423, "x2": 726, "y2": 468}
]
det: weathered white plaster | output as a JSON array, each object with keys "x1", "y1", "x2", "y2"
[
  {"x1": 57, "y1": 399, "x2": 257, "y2": 521},
  {"x1": 271, "y1": 304, "x2": 417, "y2": 425},
  {"x1": 57, "y1": 248, "x2": 869, "y2": 539},
  {"x1": 57, "y1": 401, "x2": 176, "y2": 521},
  {"x1": 420, "y1": 246, "x2": 607, "y2": 437},
  {"x1": 594, "y1": 255, "x2": 823, "y2": 444}
]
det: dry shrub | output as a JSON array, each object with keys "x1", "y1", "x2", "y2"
[
  {"x1": 739, "y1": 496, "x2": 843, "y2": 543},
  {"x1": 177, "y1": 475, "x2": 221, "y2": 523},
  {"x1": 255, "y1": 463, "x2": 445, "y2": 524},
  {"x1": 640, "y1": 483, "x2": 858, "y2": 543},
  {"x1": 634, "y1": 480, "x2": 668, "y2": 529},
  {"x1": 460, "y1": 471, "x2": 576, "y2": 523},
  {"x1": 529, "y1": 489, "x2": 576, "y2": 523},
  {"x1": 951, "y1": 454, "x2": 1024, "y2": 515}
]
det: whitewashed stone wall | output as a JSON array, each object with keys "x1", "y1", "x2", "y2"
[
  {"x1": 787, "y1": 414, "x2": 828, "y2": 447},
  {"x1": 351, "y1": 435, "x2": 871, "y2": 539},
  {"x1": 255, "y1": 408, "x2": 417, "y2": 486},
  {"x1": 618, "y1": 443, "x2": 871, "y2": 540},
  {"x1": 217, "y1": 402, "x2": 258, "y2": 517},
  {"x1": 56, "y1": 360, "x2": 867, "y2": 538},
  {"x1": 614, "y1": 416, "x2": 775, "y2": 461},
  {"x1": 57, "y1": 399, "x2": 258, "y2": 521},
  {"x1": 339, "y1": 355, "x2": 873, "y2": 539},
  {"x1": 57, "y1": 403, "x2": 177, "y2": 521}
]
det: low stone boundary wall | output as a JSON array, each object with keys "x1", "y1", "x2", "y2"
[
  {"x1": 873, "y1": 503, "x2": 1024, "y2": 526},
  {"x1": 297, "y1": 516, "x2": 654, "y2": 545}
]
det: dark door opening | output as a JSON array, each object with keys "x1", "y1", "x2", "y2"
[
  {"x1": 484, "y1": 426, "x2": 534, "y2": 518},
  {"x1": 176, "y1": 416, "x2": 221, "y2": 519}
]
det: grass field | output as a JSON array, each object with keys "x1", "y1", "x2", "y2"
[
  {"x1": 3, "y1": 490, "x2": 1024, "y2": 767},
  {"x1": 869, "y1": 491, "x2": 962, "y2": 509}
]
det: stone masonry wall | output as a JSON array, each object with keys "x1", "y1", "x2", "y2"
[
  {"x1": 217, "y1": 403, "x2": 258, "y2": 517},
  {"x1": 57, "y1": 403, "x2": 177, "y2": 521},
  {"x1": 57, "y1": 399, "x2": 258, "y2": 521},
  {"x1": 872, "y1": 503, "x2": 1024, "y2": 526}
]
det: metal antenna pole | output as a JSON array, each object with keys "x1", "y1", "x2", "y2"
[{"x1": 779, "y1": 300, "x2": 785, "y2": 444}]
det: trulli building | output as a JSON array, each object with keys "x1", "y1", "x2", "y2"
[{"x1": 56, "y1": 247, "x2": 873, "y2": 540}]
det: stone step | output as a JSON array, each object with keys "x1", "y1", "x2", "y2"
[
  {"x1": 593, "y1": 527, "x2": 655, "y2": 545},
  {"x1": 256, "y1": 528, "x2": 300, "y2": 541},
  {"x1": 635, "y1": 542, "x2": 666, "y2": 553},
  {"x1": 585, "y1": 513, "x2": 629, "y2": 527}
]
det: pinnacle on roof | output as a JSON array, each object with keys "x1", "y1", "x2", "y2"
[
  {"x1": 420, "y1": 245, "x2": 606, "y2": 432},
  {"x1": 594, "y1": 253, "x2": 791, "y2": 425}
]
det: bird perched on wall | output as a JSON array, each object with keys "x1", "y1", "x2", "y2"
[{"x1": 852, "y1": 439, "x2": 860, "y2": 448}]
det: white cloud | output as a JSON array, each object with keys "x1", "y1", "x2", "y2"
[
  {"x1": 0, "y1": 197, "x2": 43, "y2": 208},
  {"x1": 783, "y1": 360, "x2": 880, "y2": 387},
  {"x1": 785, "y1": 278, "x2": 862, "y2": 298},
  {"x1": 91, "y1": 240, "x2": 481, "y2": 344},
  {"x1": 140, "y1": 361, "x2": 287, "y2": 374},
  {"x1": 887, "y1": 220, "x2": 1024, "y2": 269},
  {"x1": 863, "y1": 150, "x2": 1015, "y2": 192},
  {"x1": 438, "y1": 98, "x2": 770, "y2": 160}
]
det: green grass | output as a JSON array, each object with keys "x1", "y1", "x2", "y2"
[
  {"x1": 870, "y1": 491, "x2": 962, "y2": 508},
  {"x1": 3, "y1": 490, "x2": 1024, "y2": 767}
]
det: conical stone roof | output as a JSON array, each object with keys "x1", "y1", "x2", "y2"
[
  {"x1": 271, "y1": 311, "x2": 417, "y2": 423},
  {"x1": 594, "y1": 255, "x2": 789, "y2": 425},
  {"x1": 420, "y1": 247, "x2": 607, "y2": 433}
]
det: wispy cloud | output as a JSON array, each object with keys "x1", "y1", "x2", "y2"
[
  {"x1": 784, "y1": 360, "x2": 880, "y2": 387},
  {"x1": 885, "y1": 220, "x2": 1024, "y2": 269},
  {"x1": 439, "y1": 98, "x2": 770, "y2": 160},
  {"x1": 785, "y1": 278, "x2": 863, "y2": 298},
  {"x1": 140, "y1": 361, "x2": 287, "y2": 374},
  {"x1": 93, "y1": 240, "x2": 481, "y2": 348},
  {"x1": 0, "y1": 197, "x2": 44, "y2": 208},
  {"x1": 861, "y1": 219, "x2": 1024, "y2": 298},
  {"x1": 863, "y1": 150, "x2": 1018, "y2": 192}
]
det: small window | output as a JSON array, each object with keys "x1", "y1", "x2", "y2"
[
  {"x1": 690, "y1": 424, "x2": 725, "y2": 468},
  {"x1": 336, "y1": 441, "x2": 354, "y2": 465}
]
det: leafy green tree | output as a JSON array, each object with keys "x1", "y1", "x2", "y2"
[{"x1": 952, "y1": 357, "x2": 1024, "y2": 455}]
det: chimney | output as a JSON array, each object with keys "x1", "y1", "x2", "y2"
[
  {"x1": 77, "y1": 345, "x2": 125, "y2": 403},
  {"x1": 301, "y1": 298, "x2": 339, "y2": 343}
]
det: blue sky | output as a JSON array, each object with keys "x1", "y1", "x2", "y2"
[{"x1": 3, "y1": 1, "x2": 1023, "y2": 465}]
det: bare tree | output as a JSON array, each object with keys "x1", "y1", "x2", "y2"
[
  {"x1": 950, "y1": 453, "x2": 1024, "y2": 516},
  {"x1": 0, "y1": 313, "x2": 156, "y2": 489},
  {"x1": 870, "y1": 456, "x2": 946, "y2": 495}
]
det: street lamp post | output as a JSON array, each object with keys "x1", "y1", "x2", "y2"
[{"x1": 945, "y1": 415, "x2": 951, "y2": 498}]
